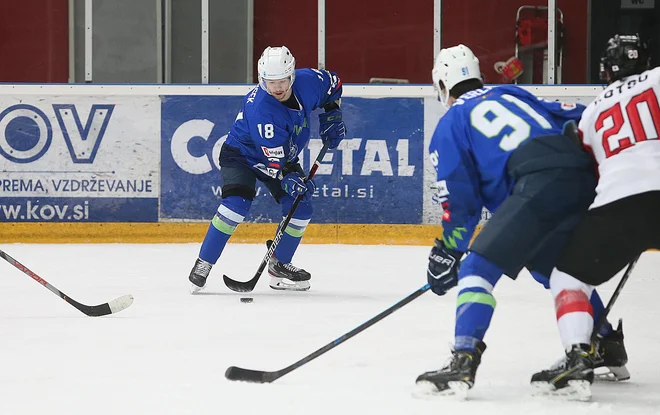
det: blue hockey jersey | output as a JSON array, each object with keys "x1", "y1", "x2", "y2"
[
  {"x1": 429, "y1": 85, "x2": 585, "y2": 252},
  {"x1": 224, "y1": 68, "x2": 342, "y2": 178}
]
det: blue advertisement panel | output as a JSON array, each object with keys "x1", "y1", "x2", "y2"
[
  {"x1": 0, "y1": 197, "x2": 158, "y2": 222},
  {"x1": 0, "y1": 96, "x2": 160, "y2": 223},
  {"x1": 161, "y1": 95, "x2": 424, "y2": 224}
]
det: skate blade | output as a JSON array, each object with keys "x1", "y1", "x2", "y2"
[
  {"x1": 447, "y1": 381, "x2": 470, "y2": 400},
  {"x1": 531, "y1": 380, "x2": 592, "y2": 401},
  {"x1": 189, "y1": 283, "x2": 205, "y2": 295},
  {"x1": 269, "y1": 277, "x2": 310, "y2": 292},
  {"x1": 412, "y1": 380, "x2": 469, "y2": 401},
  {"x1": 595, "y1": 365, "x2": 630, "y2": 382}
]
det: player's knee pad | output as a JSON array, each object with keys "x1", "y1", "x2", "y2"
[
  {"x1": 212, "y1": 195, "x2": 252, "y2": 235},
  {"x1": 550, "y1": 268, "x2": 594, "y2": 298},
  {"x1": 221, "y1": 184, "x2": 256, "y2": 201}
]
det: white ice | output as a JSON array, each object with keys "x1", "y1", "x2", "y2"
[{"x1": 0, "y1": 243, "x2": 659, "y2": 415}]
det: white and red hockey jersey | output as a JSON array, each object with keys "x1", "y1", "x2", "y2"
[{"x1": 579, "y1": 66, "x2": 660, "y2": 208}]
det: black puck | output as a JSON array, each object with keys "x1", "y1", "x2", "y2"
[{"x1": 240, "y1": 297, "x2": 254, "y2": 303}]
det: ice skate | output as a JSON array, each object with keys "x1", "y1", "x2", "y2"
[
  {"x1": 268, "y1": 256, "x2": 311, "y2": 291},
  {"x1": 415, "y1": 341, "x2": 486, "y2": 399},
  {"x1": 540, "y1": 319, "x2": 629, "y2": 383},
  {"x1": 531, "y1": 344, "x2": 595, "y2": 401},
  {"x1": 189, "y1": 258, "x2": 212, "y2": 294},
  {"x1": 594, "y1": 319, "x2": 630, "y2": 381}
]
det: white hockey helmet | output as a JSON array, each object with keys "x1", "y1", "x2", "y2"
[
  {"x1": 258, "y1": 46, "x2": 296, "y2": 93},
  {"x1": 432, "y1": 44, "x2": 481, "y2": 106}
]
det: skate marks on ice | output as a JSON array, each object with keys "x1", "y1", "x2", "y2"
[
  {"x1": 189, "y1": 289, "x2": 375, "y2": 302},
  {"x1": 413, "y1": 379, "x2": 471, "y2": 401},
  {"x1": 531, "y1": 379, "x2": 592, "y2": 402},
  {"x1": 2, "y1": 244, "x2": 660, "y2": 415}
]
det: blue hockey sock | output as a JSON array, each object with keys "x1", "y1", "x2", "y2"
[
  {"x1": 454, "y1": 253, "x2": 503, "y2": 351},
  {"x1": 273, "y1": 196, "x2": 312, "y2": 264},
  {"x1": 530, "y1": 270, "x2": 550, "y2": 289},
  {"x1": 199, "y1": 196, "x2": 251, "y2": 264},
  {"x1": 591, "y1": 290, "x2": 614, "y2": 336}
]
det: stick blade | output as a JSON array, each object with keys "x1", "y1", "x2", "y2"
[
  {"x1": 223, "y1": 275, "x2": 256, "y2": 293},
  {"x1": 108, "y1": 294, "x2": 134, "y2": 315},
  {"x1": 225, "y1": 366, "x2": 274, "y2": 383},
  {"x1": 82, "y1": 294, "x2": 134, "y2": 317}
]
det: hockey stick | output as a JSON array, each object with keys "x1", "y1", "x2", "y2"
[
  {"x1": 225, "y1": 283, "x2": 431, "y2": 383},
  {"x1": 591, "y1": 254, "x2": 640, "y2": 343},
  {"x1": 222, "y1": 141, "x2": 331, "y2": 293},
  {"x1": 0, "y1": 249, "x2": 134, "y2": 317}
]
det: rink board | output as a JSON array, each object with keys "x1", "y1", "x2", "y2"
[{"x1": 0, "y1": 84, "x2": 601, "y2": 243}]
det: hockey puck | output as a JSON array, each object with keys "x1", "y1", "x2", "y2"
[{"x1": 240, "y1": 297, "x2": 254, "y2": 303}]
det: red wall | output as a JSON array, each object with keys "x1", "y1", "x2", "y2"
[
  {"x1": 254, "y1": 0, "x2": 588, "y2": 85},
  {"x1": 0, "y1": 1, "x2": 590, "y2": 85},
  {"x1": 253, "y1": 1, "x2": 318, "y2": 82},
  {"x1": 0, "y1": 0, "x2": 69, "y2": 83},
  {"x1": 253, "y1": 0, "x2": 434, "y2": 84},
  {"x1": 441, "y1": 0, "x2": 588, "y2": 84},
  {"x1": 326, "y1": 1, "x2": 434, "y2": 83}
]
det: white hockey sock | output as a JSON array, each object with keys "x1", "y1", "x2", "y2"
[{"x1": 550, "y1": 268, "x2": 594, "y2": 350}]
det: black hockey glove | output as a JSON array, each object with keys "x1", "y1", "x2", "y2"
[{"x1": 427, "y1": 238, "x2": 462, "y2": 296}]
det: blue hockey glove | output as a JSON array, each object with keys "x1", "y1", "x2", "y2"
[
  {"x1": 281, "y1": 172, "x2": 316, "y2": 202},
  {"x1": 427, "y1": 238, "x2": 462, "y2": 296},
  {"x1": 319, "y1": 108, "x2": 346, "y2": 149}
]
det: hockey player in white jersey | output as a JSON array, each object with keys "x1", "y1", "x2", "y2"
[{"x1": 531, "y1": 34, "x2": 660, "y2": 400}]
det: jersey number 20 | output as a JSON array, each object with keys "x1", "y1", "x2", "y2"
[
  {"x1": 470, "y1": 94, "x2": 552, "y2": 151},
  {"x1": 595, "y1": 88, "x2": 660, "y2": 158}
]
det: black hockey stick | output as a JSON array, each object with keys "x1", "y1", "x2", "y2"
[
  {"x1": 225, "y1": 283, "x2": 431, "y2": 383},
  {"x1": 0, "y1": 248, "x2": 134, "y2": 317},
  {"x1": 223, "y1": 141, "x2": 331, "y2": 293},
  {"x1": 591, "y1": 254, "x2": 640, "y2": 342}
]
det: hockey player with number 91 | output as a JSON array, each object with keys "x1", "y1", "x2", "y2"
[
  {"x1": 415, "y1": 44, "x2": 629, "y2": 398},
  {"x1": 187, "y1": 45, "x2": 345, "y2": 293},
  {"x1": 531, "y1": 34, "x2": 660, "y2": 400}
]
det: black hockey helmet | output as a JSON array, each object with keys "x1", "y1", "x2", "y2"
[{"x1": 600, "y1": 34, "x2": 650, "y2": 84}]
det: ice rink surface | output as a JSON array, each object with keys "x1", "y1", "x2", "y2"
[{"x1": 0, "y1": 243, "x2": 659, "y2": 415}]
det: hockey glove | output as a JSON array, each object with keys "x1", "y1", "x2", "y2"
[
  {"x1": 281, "y1": 172, "x2": 316, "y2": 202},
  {"x1": 319, "y1": 108, "x2": 346, "y2": 149},
  {"x1": 427, "y1": 238, "x2": 462, "y2": 296}
]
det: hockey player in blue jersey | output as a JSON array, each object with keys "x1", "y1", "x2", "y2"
[
  {"x1": 188, "y1": 46, "x2": 345, "y2": 293},
  {"x1": 415, "y1": 45, "x2": 628, "y2": 396}
]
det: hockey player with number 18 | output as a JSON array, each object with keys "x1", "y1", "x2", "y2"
[
  {"x1": 415, "y1": 44, "x2": 627, "y2": 398},
  {"x1": 531, "y1": 34, "x2": 660, "y2": 400},
  {"x1": 187, "y1": 46, "x2": 346, "y2": 294}
]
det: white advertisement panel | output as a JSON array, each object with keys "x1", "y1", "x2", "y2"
[{"x1": 0, "y1": 95, "x2": 160, "y2": 222}]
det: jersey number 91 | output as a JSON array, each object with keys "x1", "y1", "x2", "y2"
[{"x1": 470, "y1": 94, "x2": 552, "y2": 151}]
